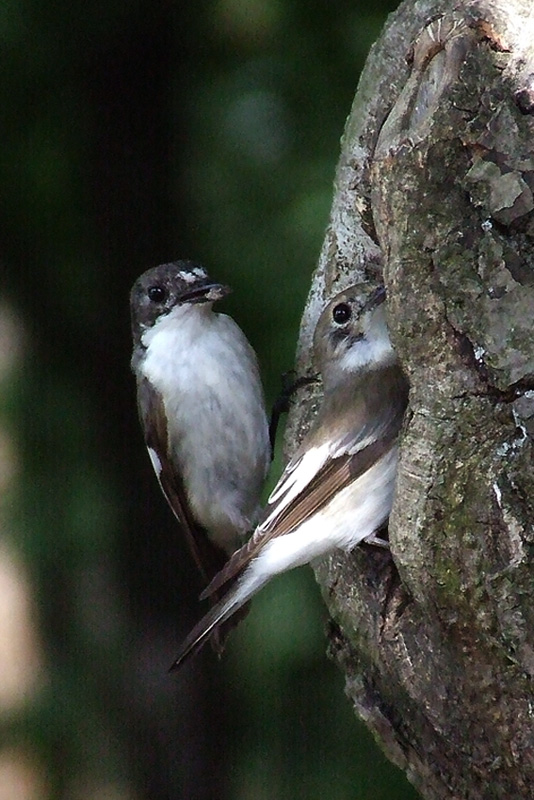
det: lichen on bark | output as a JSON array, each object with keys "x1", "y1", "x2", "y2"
[{"x1": 286, "y1": 1, "x2": 534, "y2": 797}]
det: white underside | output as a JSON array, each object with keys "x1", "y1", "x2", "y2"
[
  {"x1": 251, "y1": 446, "x2": 397, "y2": 583},
  {"x1": 140, "y1": 304, "x2": 270, "y2": 549}
]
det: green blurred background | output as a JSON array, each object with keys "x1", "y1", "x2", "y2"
[{"x1": 1, "y1": 0, "x2": 420, "y2": 798}]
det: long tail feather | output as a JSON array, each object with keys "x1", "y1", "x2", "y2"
[{"x1": 170, "y1": 571, "x2": 262, "y2": 671}]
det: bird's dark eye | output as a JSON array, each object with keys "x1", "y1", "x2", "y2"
[
  {"x1": 332, "y1": 302, "x2": 352, "y2": 324},
  {"x1": 147, "y1": 285, "x2": 166, "y2": 303}
]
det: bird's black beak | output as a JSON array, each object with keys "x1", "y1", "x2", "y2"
[
  {"x1": 363, "y1": 285, "x2": 386, "y2": 312},
  {"x1": 178, "y1": 282, "x2": 232, "y2": 304}
]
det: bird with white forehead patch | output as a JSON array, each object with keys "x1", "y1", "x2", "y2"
[
  {"x1": 170, "y1": 280, "x2": 409, "y2": 669},
  {"x1": 130, "y1": 260, "x2": 271, "y2": 650}
]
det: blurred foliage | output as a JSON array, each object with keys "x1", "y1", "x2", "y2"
[{"x1": 0, "y1": 0, "x2": 421, "y2": 798}]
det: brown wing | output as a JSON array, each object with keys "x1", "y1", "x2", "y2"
[
  {"x1": 200, "y1": 429, "x2": 396, "y2": 601},
  {"x1": 137, "y1": 377, "x2": 229, "y2": 586},
  {"x1": 267, "y1": 434, "x2": 393, "y2": 537}
]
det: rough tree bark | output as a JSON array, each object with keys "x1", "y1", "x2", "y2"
[{"x1": 285, "y1": 1, "x2": 534, "y2": 798}]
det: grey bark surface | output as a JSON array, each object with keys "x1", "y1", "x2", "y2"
[{"x1": 285, "y1": 1, "x2": 534, "y2": 798}]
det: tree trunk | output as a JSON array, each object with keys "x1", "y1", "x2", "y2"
[{"x1": 286, "y1": 1, "x2": 534, "y2": 797}]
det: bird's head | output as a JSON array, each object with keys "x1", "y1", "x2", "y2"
[
  {"x1": 130, "y1": 260, "x2": 231, "y2": 344},
  {"x1": 313, "y1": 282, "x2": 396, "y2": 387}
]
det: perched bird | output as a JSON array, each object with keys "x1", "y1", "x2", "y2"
[
  {"x1": 130, "y1": 261, "x2": 271, "y2": 612},
  {"x1": 170, "y1": 281, "x2": 409, "y2": 669}
]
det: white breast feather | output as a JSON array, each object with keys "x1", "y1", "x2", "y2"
[{"x1": 140, "y1": 305, "x2": 270, "y2": 546}]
